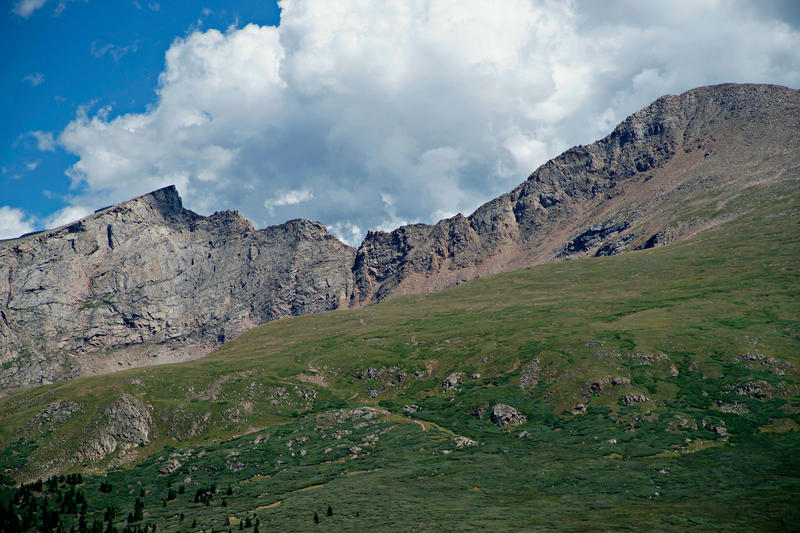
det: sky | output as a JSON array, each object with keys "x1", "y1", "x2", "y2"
[{"x1": 2, "y1": 0, "x2": 799, "y2": 244}]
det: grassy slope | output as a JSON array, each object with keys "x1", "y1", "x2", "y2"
[{"x1": 1, "y1": 181, "x2": 799, "y2": 531}]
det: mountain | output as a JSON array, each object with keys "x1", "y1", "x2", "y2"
[
  {"x1": 1, "y1": 82, "x2": 798, "y2": 394},
  {"x1": 0, "y1": 165, "x2": 797, "y2": 529}
]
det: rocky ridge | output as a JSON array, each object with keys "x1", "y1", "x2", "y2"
[{"x1": 1, "y1": 83, "x2": 798, "y2": 393}]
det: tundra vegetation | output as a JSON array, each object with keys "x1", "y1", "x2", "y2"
[{"x1": 0, "y1": 178, "x2": 798, "y2": 531}]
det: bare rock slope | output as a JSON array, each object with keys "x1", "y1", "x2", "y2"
[{"x1": 1, "y1": 83, "x2": 798, "y2": 393}]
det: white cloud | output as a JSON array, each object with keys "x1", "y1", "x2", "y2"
[
  {"x1": 264, "y1": 188, "x2": 314, "y2": 214},
  {"x1": 44, "y1": 205, "x2": 92, "y2": 229},
  {"x1": 53, "y1": 0, "x2": 86, "y2": 17},
  {"x1": 25, "y1": 161, "x2": 40, "y2": 171},
  {"x1": 91, "y1": 41, "x2": 140, "y2": 62},
  {"x1": 12, "y1": 0, "x2": 46, "y2": 18},
  {"x1": 55, "y1": 0, "x2": 800, "y2": 244},
  {"x1": 22, "y1": 73, "x2": 45, "y2": 87},
  {"x1": 0, "y1": 207, "x2": 35, "y2": 240},
  {"x1": 28, "y1": 130, "x2": 56, "y2": 151}
]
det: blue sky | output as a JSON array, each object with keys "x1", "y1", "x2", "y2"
[
  {"x1": 2, "y1": 1, "x2": 799, "y2": 242},
  {"x1": 2, "y1": 1, "x2": 279, "y2": 229}
]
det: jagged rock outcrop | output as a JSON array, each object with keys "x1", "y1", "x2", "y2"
[
  {"x1": 0, "y1": 187, "x2": 355, "y2": 392},
  {"x1": 75, "y1": 394, "x2": 152, "y2": 462},
  {"x1": 490, "y1": 404, "x2": 527, "y2": 427},
  {"x1": 1, "y1": 83, "x2": 798, "y2": 393}
]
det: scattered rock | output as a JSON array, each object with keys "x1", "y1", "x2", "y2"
[
  {"x1": 573, "y1": 403, "x2": 587, "y2": 414},
  {"x1": 669, "y1": 364, "x2": 679, "y2": 377},
  {"x1": 623, "y1": 394, "x2": 648, "y2": 405},
  {"x1": 25, "y1": 400, "x2": 82, "y2": 436},
  {"x1": 472, "y1": 373, "x2": 481, "y2": 380},
  {"x1": 469, "y1": 404, "x2": 489, "y2": 420},
  {"x1": 610, "y1": 376, "x2": 630, "y2": 386},
  {"x1": 158, "y1": 458, "x2": 182, "y2": 475},
  {"x1": 732, "y1": 380, "x2": 771, "y2": 400},
  {"x1": 443, "y1": 372, "x2": 465, "y2": 392},
  {"x1": 516, "y1": 431, "x2": 530, "y2": 439},
  {"x1": 519, "y1": 359, "x2": 540, "y2": 388},
  {"x1": 402, "y1": 404, "x2": 421, "y2": 413},
  {"x1": 454, "y1": 436, "x2": 478, "y2": 448},
  {"x1": 490, "y1": 404, "x2": 527, "y2": 427},
  {"x1": 348, "y1": 446, "x2": 363, "y2": 455},
  {"x1": 295, "y1": 387, "x2": 317, "y2": 401}
]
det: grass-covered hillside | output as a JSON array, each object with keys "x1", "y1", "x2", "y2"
[{"x1": 1, "y1": 181, "x2": 799, "y2": 531}]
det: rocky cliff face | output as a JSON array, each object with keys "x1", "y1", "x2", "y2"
[
  {"x1": 352, "y1": 83, "x2": 800, "y2": 302},
  {"x1": 0, "y1": 187, "x2": 355, "y2": 392},
  {"x1": 2, "y1": 83, "x2": 798, "y2": 393}
]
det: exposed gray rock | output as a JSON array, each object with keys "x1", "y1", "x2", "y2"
[
  {"x1": 442, "y1": 372, "x2": 464, "y2": 392},
  {"x1": 25, "y1": 400, "x2": 81, "y2": 436},
  {"x1": 490, "y1": 404, "x2": 527, "y2": 427},
  {"x1": 561, "y1": 219, "x2": 631, "y2": 256},
  {"x1": 454, "y1": 436, "x2": 478, "y2": 448},
  {"x1": 159, "y1": 458, "x2": 182, "y2": 475},
  {"x1": 0, "y1": 187, "x2": 355, "y2": 394},
  {"x1": 519, "y1": 359, "x2": 540, "y2": 389},
  {"x1": 75, "y1": 394, "x2": 152, "y2": 463},
  {"x1": 623, "y1": 394, "x2": 648, "y2": 405}
]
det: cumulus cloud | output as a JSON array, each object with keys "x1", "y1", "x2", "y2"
[
  {"x1": 56, "y1": 0, "x2": 800, "y2": 244},
  {"x1": 0, "y1": 207, "x2": 35, "y2": 240},
  {"x1": 22, "y1": 73, "x2": 45, "y2": 87}
]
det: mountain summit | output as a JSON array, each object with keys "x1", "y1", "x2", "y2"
[{"x1": 1, "y1": 83, "x2": 798, "y2": 393}]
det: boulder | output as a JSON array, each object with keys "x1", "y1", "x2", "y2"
[{"x1": 490, "y1": 404, "x2": 527, "y2": 427}]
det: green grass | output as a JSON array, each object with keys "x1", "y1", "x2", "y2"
[{"x1": 1, "y1": 185, "x2": 798, "y2": 531}]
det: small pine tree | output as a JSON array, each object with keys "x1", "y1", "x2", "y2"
[
  {"x1": 179, "y1": 512, "x2": 184, "y2": 522},
  {"x1": 253, "y1": 526, "x2": 259, "y2": 533},
  {"x1": 327, "y1": 505, "x2": 332, "y2": 517},
  {"x1": 313, "y1": 512, "x2": 319, "y2": 524},
  {"x1": 226, "y1": 486, "x2": 233, "y2": 496},
  {"x1": 222, "y1": 499, "x2": 227, "y2": 508},
  {"x1": 238, "y1": 520, "x2": 243, "y2": 530},
  {"x1": 191, "y1": 518, "x2": 197, "y2": 528}
]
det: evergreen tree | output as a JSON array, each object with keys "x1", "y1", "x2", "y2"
[
  {"x1": 327, "y1": 505, "x2": 332, "y2": 517},
  {"x1": 313, "y1": 512, "x2": 319, "y2": 524}
]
